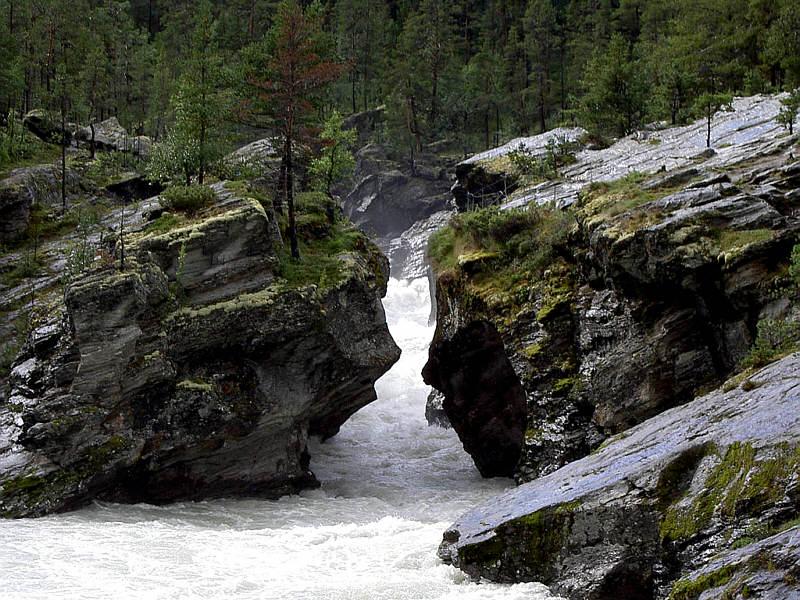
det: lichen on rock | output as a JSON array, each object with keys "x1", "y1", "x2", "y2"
[{"x1": 0, "y1": 186, "x2": 400, "y2": 518}]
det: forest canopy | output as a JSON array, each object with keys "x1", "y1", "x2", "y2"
[{"x1": 0, "y1": 0, "x2": 798, "y2": 157}]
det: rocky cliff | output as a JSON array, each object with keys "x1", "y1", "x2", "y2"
[
  {"x1": 341, "y1": 143, "x2": 454, "y2": 269},
  {"x1": 424, "y1": 97, "x2": 800, "y2": 482},
  {"x1": 0, "y1": 187, "x2": 399, "y2": 517},
  {"x1": 427, "y1": 94, "x2": 800, "y2": 599}
]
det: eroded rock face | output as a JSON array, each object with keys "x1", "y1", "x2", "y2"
[
  {"x1": 423, "y1": 318, "x2": 527, "y2": 477},
  {"x1": 0, "y1": 194, "x2": 400, "y2": 517},
  {"x1": 425, "y1": 145, "x2": 800, "y2": 482},
  {"x1": 438, "y1": 353, "x2": 800, "y2": 600},
  {"x1": 671, "y1": 526, "x2": 800, "y2": 600}
]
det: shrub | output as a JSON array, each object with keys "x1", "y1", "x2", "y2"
[
  {"x1": 790, "y1": 244, "x2": 800, "y2": 288},
  {"x1": 740, "y1": 318, "x2": 800, "y2": 370},
  {"x1": 160, "y1": 185, "x2": 215, "y2": 215},
  {"x1": 428, "y1": 204, "x2": 573, "y2": 275},
  {"x1": 507, "y1": 136, "x2": 580, "y2": 181}
]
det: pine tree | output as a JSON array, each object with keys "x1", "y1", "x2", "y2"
[
  {"x1": 175, "y1": 0, "x2": 227, "y2": 185},
  {"x1": 693, "y1": 92, "x2": 733, "y2": 148},
  {"x1": 335, "y1": 0, "x2": 389, "y2": 114},
  {"x1": 766, "y1": 1, "x2": 800, "y2": 88},
  {"x1": 580, "y1": 33, "x2": 647, "y2": 137},
  {"x1": 243, "y1": 0, "x2": 343, "y2": 259},
  {"x1": 777, "y1": 89, "x2": 800, "y2": 135},
  {"x1": 524, "y1": 0, "x2": 557, "y2": 133},
  {"x1": 309, "y1": 110, "x2": 356, "y2": 223}
]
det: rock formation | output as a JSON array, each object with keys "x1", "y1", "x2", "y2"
[
  {"x1": 438, "y1": 352, "x2": 800, "y2": 599},
  {"x1": 425, "y1": 99, "x2": 800, "y2": 482},
  {"x1": 430, "y1": 94, "x2": 800, "y2": 599},
  {"x1": 0, "y1": 165, "x2": 86, "y2": 243},
  {"x1": 0, "y1": 188, "x2": 399, "y2": 517},
  {"x1": 342, "y1": 144, "x2": 453, "y2": 246}
]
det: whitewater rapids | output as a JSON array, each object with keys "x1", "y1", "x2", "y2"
[{"x1": 0, "y1": 277, "x2": 560, "y2": 600}]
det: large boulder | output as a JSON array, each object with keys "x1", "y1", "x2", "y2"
[
  {"x1": 76, "y1": 117, "x2": 151, "y2": 157},
  {"x1": 0, "y1": 165, "x2": 85, "y2": 243},
  {"x1": 438, "y1": 352, "x2": 800, "y2": 599},
  {"x1": 0, "y1": 192, "x2": 400, "y2": 517},
  {"x1": 343, "y1": 106, "x2": 385, "y2": 146},
  {"x1": 22, "y1": 110, "x2": 72, "y2": 145}
]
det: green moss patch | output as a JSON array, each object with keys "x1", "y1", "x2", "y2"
[
  {"x1": 1, "y1": 435, "x2": 131, "y2": 516},
  {"x1": 145, "y1": 212, "x2": 187, "y2": 235},
  {"x1": 669, "y1": 564, "x2": 737, "y2": 600},
  {"x1": 717, "y1": 229, "x2": 774, "y2": 259},
  {"x1": 660, "y1": 442, "x2": 800, "y2": 543}
]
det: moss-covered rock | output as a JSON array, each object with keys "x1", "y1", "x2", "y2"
[
  {"x1": 426, "y1": 149, "x2": 800, "y2": 484},
  {"x1": 438, "y1": 353, "x2": 800, "y2": 599},
  {"x1": 0, "y1": 185, "x2": 400, "y2": 518}
]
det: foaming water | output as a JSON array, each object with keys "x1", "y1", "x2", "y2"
[{"x1": 0, "y1": 278, "x2": 561, "y2": 600}]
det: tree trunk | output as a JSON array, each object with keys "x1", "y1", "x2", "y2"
[
  {"x1": 484, "y1": 109, "x2": 489, "y2": 149},
  {"x1": 495, "y1": 103, "x2": 501, "y2": 147},
  {"x1": 326, "y1": 144, "x2": 337, "y2": 225},
  {"x1": 539, "y1": 75, "x2": 547, "y2": 133},
  {"x1": 351, "y1": 72, "x2": 357, "y2": 114},
  {"x1": 248, "y1": 0, "x2": 256, "y2": 39},
  {"x1": 285, "y1": 135, "x2": 299, "y2": 259},
  {"x1": 706, "y1": 111, "x2": 712, "y2": 148},
  {"x1": 90, "y1": 123, "x2": 96, "y2": 159},
  {"x1": 119, "y1": 202, "x2": 126, "y2": 272},
  {"x1": 61, "y1": 99, "x2": 67, "y2": 214}
]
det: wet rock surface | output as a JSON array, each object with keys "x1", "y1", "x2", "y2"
[
  {"x1": 438, "y1": 353, "x2": 800, "y2": 599},
  {"x1": 671, "y1": 526, "x2": 800, "y2": 600},
  {"x1": 454, "y1": 95, "x2": 795, "y2": 210},
  {"x1": 342, "y1": 144, "x2": 454, "y2": 243},
  {"x1": 0, "y1": 188, "x2": 400, "y2": 517},
  {"x1": 429, "y1": 93, "x2": 800, "y2": 599}
]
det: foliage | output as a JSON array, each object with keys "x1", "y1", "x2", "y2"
[
  {"x1": 740, "y1": 318, "x2": 799, "y2": 370},
  {"x1": 276, "y1": 191, "x2": 369, "y2": 290},
  {"x1": 0, "y1": 118, "x2": 61, "y2": 176},
  {"x1": 739, "y1": 244, "x2": 800, "y2": 369},
  {"x1": 1, "y1": 0, "x2": 800, "y2": 161},
  {"x1": 790, "y1": 244, "x2": 800, "y2": 287},
  {"x1": 160, "y1": 185, "x2": 215, "y2": 215},
  {"x1": 777, "y1": 89, "x2": 800, "y2": 135},
  {"x1": 580, "y1": 34, "x2": 647, "y2": 137},
  {"x1": 241, "y1": 0, "x2": 344, "y2": 259},
  {"x1": 507, "y1": 136, "x2": 579, "y2": 181},
  {"x1": 144, "y1": 213, "x2": 186, "y2": 235},
  {"x1": 428, "y1": 205, "x2": 573, "y2": 276},
  {"x1": 61, "y1": 210, "x2": 102, "y2": 287},
  {"x1": 692, "y1": 93, "x2": 734, "y2": 148},
  {"x1": 309, "y1": 111, "x2": 356, "y2": 197},
  {"x1": 84, "y1": 151, "x2": 139, "y2": 187},
  {"x1": 146, "y1": 127, "x2": 203, "y2": 186}
]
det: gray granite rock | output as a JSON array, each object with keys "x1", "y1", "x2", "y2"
[{"x1": 438, "y1": 353, "x2": 800, "y2": 599}]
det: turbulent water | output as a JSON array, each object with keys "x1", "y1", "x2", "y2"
[{"x1": 0, "y1": 277, "x2": 560, "y2": 600}]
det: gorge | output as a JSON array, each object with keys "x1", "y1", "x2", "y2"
[{"x1": 0, "y1": 59, "x2": 799, "y2": 600}]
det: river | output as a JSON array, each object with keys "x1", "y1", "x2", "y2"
[{"x1": 0, "y1": 276, "x2": 560, "y2": 600}]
